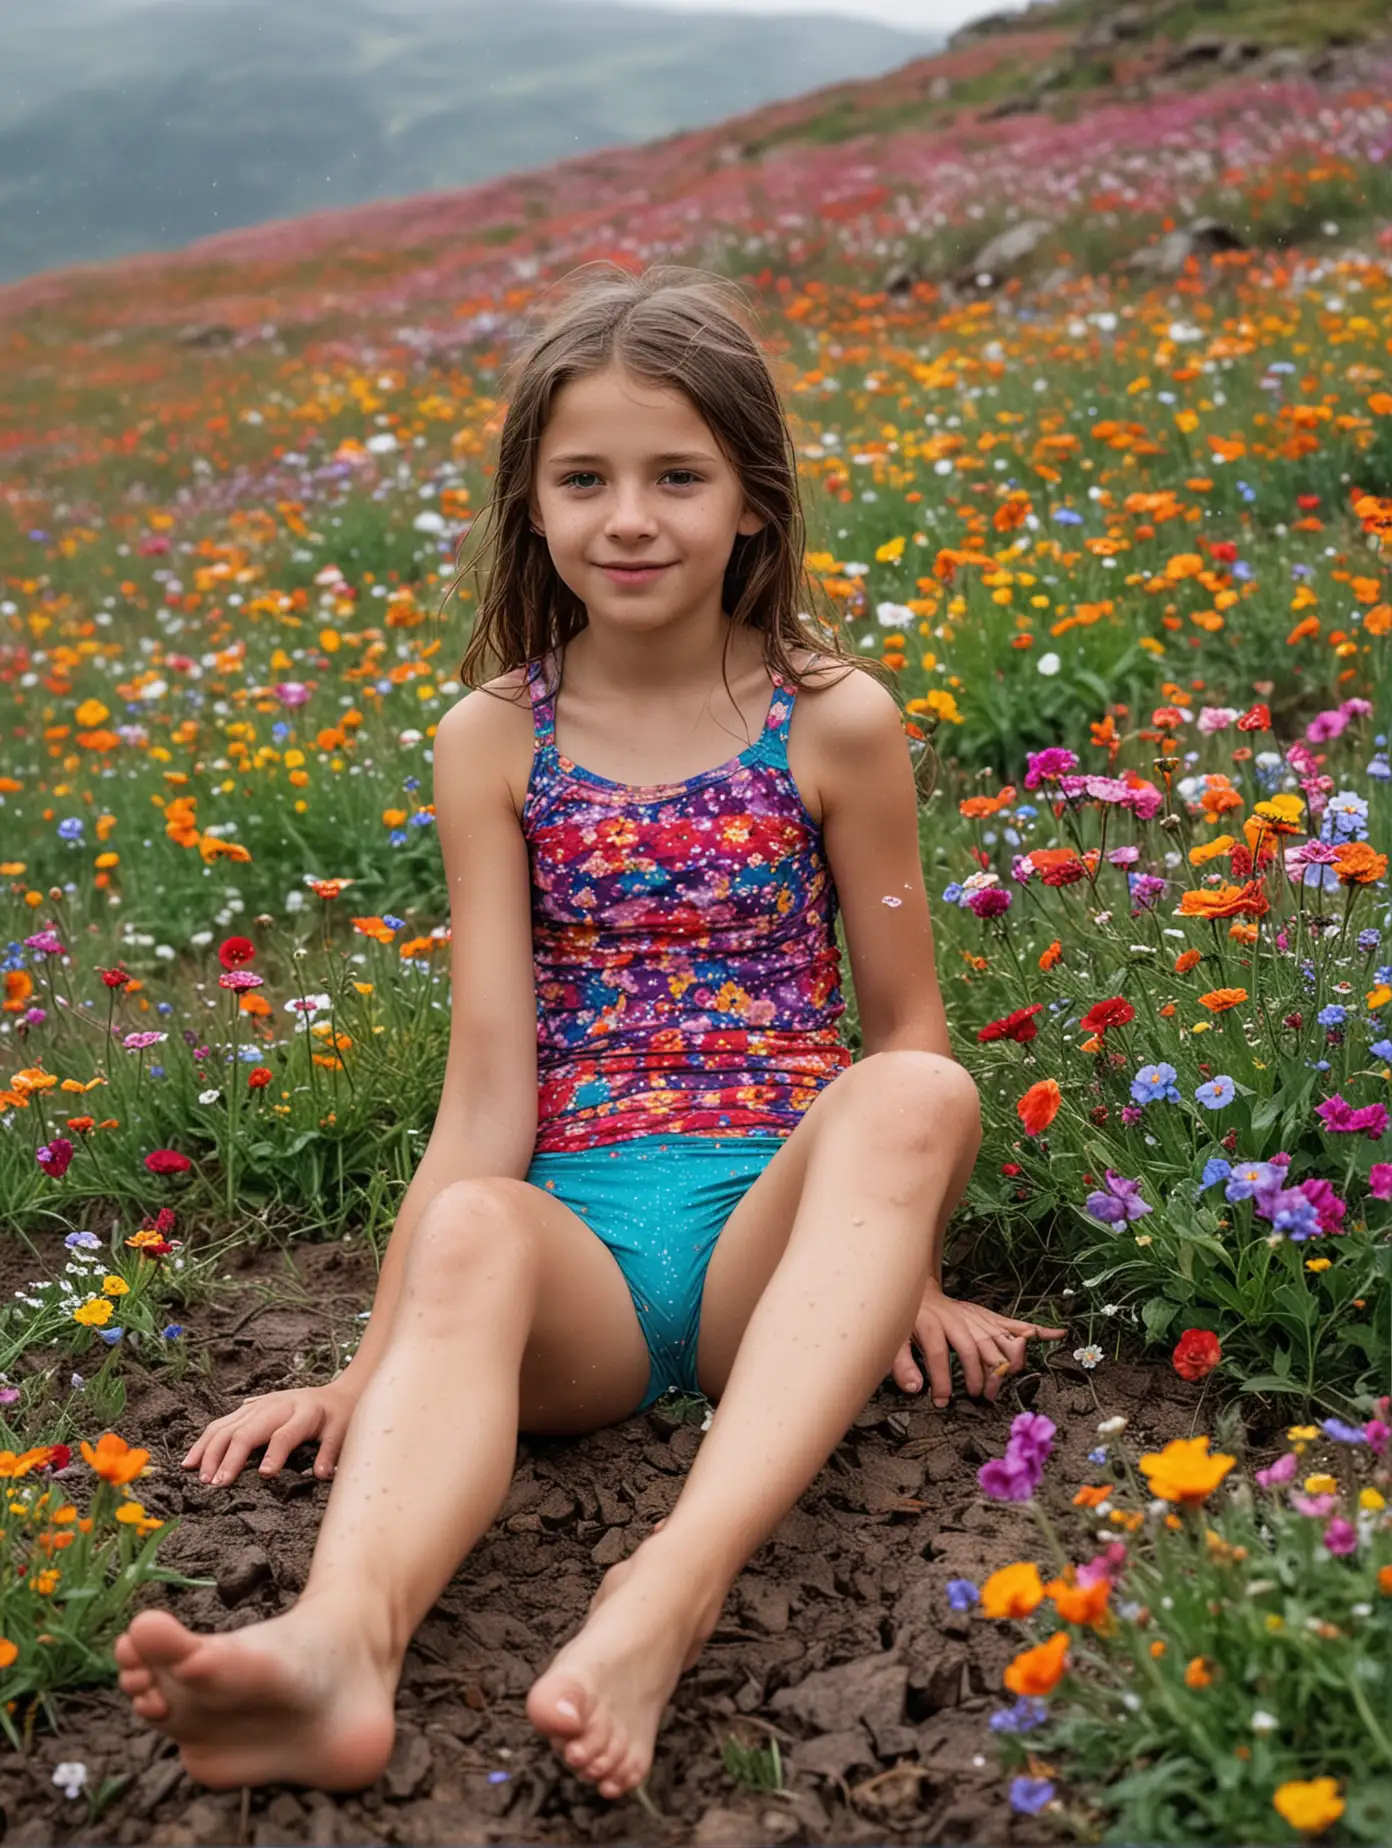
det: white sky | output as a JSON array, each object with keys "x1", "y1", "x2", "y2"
[{"x1": 573, "y1": 0, "x2": 1032, "y2": 33}]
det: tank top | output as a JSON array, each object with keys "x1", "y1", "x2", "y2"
[{"x1": 522, "y1": 652, "x2": 852, "y2": 1154}]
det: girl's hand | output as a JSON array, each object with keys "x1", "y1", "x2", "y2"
[
  {"x1": 182, "y1": 1381, "x2": 359, "y2": 1485},
  {"x1": 891, "y1": 1287, "x2": 1065, "y2": 1407}
]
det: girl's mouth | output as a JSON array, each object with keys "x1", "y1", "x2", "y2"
[{"x1": 598, "y1": 564, "x2": 671, "y2": 584}]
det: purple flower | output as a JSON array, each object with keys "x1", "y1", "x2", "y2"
[
  {"x1": 945, "y1": 1578, "x2": 978, "y2": 1612},
  {"x1": 1321, "y1": 1418, "x2": 1367, "y2": 1445},
  {"x1": 1010, "y1": 1777, "x2": 1055, "y2": 1816},
  {"x1": 23, "y1": 930, "x2": 65, "y2": 956},
  {"x1": 1085, "y1": 1170, "x2": 1152, "y2": 1224},
  {"x1": 1128, "y1": 873, "x2": 1168, "y2": 912},
  {"x1": 1316, "y1": 1094, "x2": 1389, "y2": 1140},
  {"x1": 979, "y1": 1413, "x2": 1056, "y2": 1501},
  {"x1": 967, "y1": 887, "x2": 1012, "y2": 919},
  {"x1": 989, "y1": 1697, "x2": 1050, "y2": 1735},
  {"x1": 1292, "y1": 1492, "x2": 1338, "y2": 1518},
  {"x1": 1255, "y1": 1452, "x2": 1298, "y2": 1490}
]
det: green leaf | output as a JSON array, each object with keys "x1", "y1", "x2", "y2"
[{"x1": 1141, "y1": 1297, "x2": 1179, "y2": 1341}]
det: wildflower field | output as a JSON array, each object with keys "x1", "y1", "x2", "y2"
[{"x1": 1, "y1": 40, "x2": 1392, "y2": 1847}]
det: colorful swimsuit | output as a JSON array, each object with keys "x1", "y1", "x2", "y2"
[{"x1": 520, "y1": 650, "x2": 851, "y2": 1408}]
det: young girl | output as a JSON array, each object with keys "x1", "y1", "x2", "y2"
[{"x1": 113, "y1": 263, "x2": 1063, "y2": 1803}]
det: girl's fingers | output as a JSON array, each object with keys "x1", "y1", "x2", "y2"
[
  {"x1": 257, "y1": 1412, "x2": 317, "y2": 1477},
  {"x1": 921, "y1": 1321, "x2": 953, "y2": 1407},
  {"x1": 949, "y1": 1319, "x2": 987, "y2": 1398},
  {"x1": 977, "y1": 1338, "x2": 1012, "y2": 1402},
  {"x1": 891, "y1": 1339, "x2": 921, "y2": 1392}
]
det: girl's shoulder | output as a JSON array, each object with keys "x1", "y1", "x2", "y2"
[
  {"x1": 435, "y1": 667, "x2": 539, "y2": 819},
  {"x1": 785, "y1": 649, "x2": 901, "y2": 737}
]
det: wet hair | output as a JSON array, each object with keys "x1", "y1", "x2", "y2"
[{"x1": 445, "y1": 260, "x2": 936, "y2": 796}]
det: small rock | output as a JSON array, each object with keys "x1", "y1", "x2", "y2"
[
  {"x1": 384, "y1": 1728, "x2": 433, "y2": 1802},
  {"x1": 591, "y1": 1526, "x2": 629, "y2": 1567},
  {"x1": 694, "y1": 1804, "x2": 759, "y2": 1845},
  {"x1": 216, "y1": 1543, "x2": 274, "y2": 1607}
]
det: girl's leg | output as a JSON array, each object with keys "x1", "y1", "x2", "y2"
[
  {"x1": 113, "y1": 1177, "x2": 652, "y2": 1793},
  {"x1": 526, "y1": 1050, "x2": 981, "y2": 1799}
]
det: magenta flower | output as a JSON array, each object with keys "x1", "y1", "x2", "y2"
[
  {"x1": 967, "y1": 887, "x2": 1012, "y2": 919},
  {"x1": 23, "y1": 930, "x2": 65, "y2": 956},
  {"x1": 274, "y1": 681, "x2": 312, "y2": 708},
  {"x1": 978, "y1": 1412, "x2": 1056, "y2": 1502},
  {"x1": 1323, "y1": 1517, "x2": 1357, "y2": 1556},
  {"x1": 1255, "y1": 1451, "x2": 1298, "y2": 1490},
  {"x1": 1366, "y1": 1420, "x2": 1389, "y2": 1455},
  {"x1": 1315, "y1": 1095, "x2": 1388, "y2": 1140},
  {"x1": 36, "y1": 1138, "x2": 74, "y2": 1178},
  {"x1": 1369, "y1": 1164, "x2": 1392, "y2": 1200},
  {"x1": 1023, "y1": 747, "x2": 1079, "y2": 788},
  {"x1": 122, "y1": 1030, "x2": 168, "y2": 1052},
  {"x1": 218, "y1": 970, "x2": 265, "y2": 991}
]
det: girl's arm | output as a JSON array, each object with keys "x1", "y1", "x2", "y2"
[
  {"x1": 811, "y1": 668, "x2": 1063, "y2": 1401},
  {"x1": 334, "y1": 683, "x2": 539, "y2": 1399}
]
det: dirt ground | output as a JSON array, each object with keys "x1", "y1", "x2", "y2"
[{"x1": 0, "y1": 1238, "x2": 1209, "y2": 1847}]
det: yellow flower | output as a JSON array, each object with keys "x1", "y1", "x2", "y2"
[
  {"x1": 1305, "y1": 1258, "x2": 1331, "y2": 1273},
  {"x1": 72, "y1": 1298, "x2": 113, "y2": 1327},
  {"x1": 980, "y1": 1562, "x2": 1046, "y2": 1619},
  {"x1": 102, "y1": 1275, "x2": 130, "y2": 1297},
  {"x1": 1360, "y1": 1488, "x2": 1386, "y2": 1512},
  {"x1": 1138, "y1": 1437, "x2": 1235, "y2": 1505},
  {"x1": 1272, "y1": 1778, "x2": 1344, "y2": 1836},
  {"x1": 1303, "y1": 1474, "x2": 1338, "y2": 1496},
  {"x1": 875, "y1": 536, "x2": 906, "y2": 564}
]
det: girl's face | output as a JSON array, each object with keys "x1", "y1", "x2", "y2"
[{"x1": 530, "y1": 365, "x2": 765, "y2": 634}]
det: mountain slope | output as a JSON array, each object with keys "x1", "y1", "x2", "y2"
[{"x1": 0, "y1": 0, "x2": 935, "y2": 288}]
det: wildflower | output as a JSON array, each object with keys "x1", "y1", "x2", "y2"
[
  {"x1": 945, "y1": 1577, "x2": 978, "y2": 1612},
  {"x1": 36, "y1": 1138, "x2": 74, "y2": 1178},
  {"x1": 217, "y1": 936, "x2": 257, "y2": 969},
  {"x1": 121, "y1": 1031, "x2": 167, "y2": 1051},
  {"x1": 1138, "y1": 1437, "x2": 1235, "y2": 1505},
  {"x1": 988, "y1": 1696, "x2": 1050, "y2": 1734},
  {"x1": 1315, "y1": 1094, "x2": 1388, "y2": 1139},
  {"x1": 1198, "y1": 987, "x2": 1247, "y2": 1013},
  {"x1": 80, "y1": 1433, "x2": 150, "y2": 1486},
  {"x1": 1272, "y1": 1778, "x2": 1344, "y2": 1835},
  {"x1": 1009, "y1": 1777, "x2": 1055, "y2": 1816},
  {"x1": 1079, "y1": 997, "x2": 1135, "y2": 1033},
  {"x1": 1046, "y1": 1575, "x2": 1111, "y2": 1628},
  {"x1": 980, "y1": 1562, "x2": 1045, "y2": 1619},
  {"x1": 1085, "y1": 1169, "x2": 1151, "y2": 1223},
  {"x1": 1073, "y1": 1344, "x2": 1104, "y2": 1370},
  {"x1": 1251, "y1": 1709, "x2": 1278, "y2": 1734},
  {"x1": 1017, "y1": 1079, "x2": 1061, "y2": 1137},
  {"x1": 978, "y1": 1004, "x2": 1044, "y2": 1044},
  {"x1": 1195, "y1": 1075, "x2": 1235, "y2": 1110},
  {"x1": 1003, "y1": 1631, "x2": 1069, "y2": 1697},
  {"x1": 1184, "y1": 1656, "x2": 1213, "y2": 1689},
  {"x1": 1320, "y1": 1418, "x2": 1368, "y2": 1445},
  {"x1": 1199, "y1": 1156, "x2": 1231, "y2": 1191},
  {"x1": 1324, "y1": 1517, "x2": 1357, "y2": 1556},
  {"x1": 143, "y1": 1149, "x2": 192, "y2": 1175},
  {"x1": 52, "y1": 1763, "x2": 87, "y2": 1800},
  {"x1": 1172, "y1": 1329, "x2": 1222, "y2": 1381},
  {"x1": 218, "y1": 970, "x2": 264, "y2": 992},
  {"x1": 1131, "y1": 1062, "x2": 1181, "y2": 1105},
  {"x1": 979, "y1": 1413, "x2": 1056, "y2": 1502},
  {"x1": 1255, "y1": 1452, "x2": 1298, "y2": 1490},
  {"x1": 72, "y1": 1299, "x2": 113, "y2": 1327}
]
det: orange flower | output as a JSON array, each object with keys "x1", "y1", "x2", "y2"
[
  {"x1": 1188, "y1": 836, "x2": 1234, "y2": 867},
  {"x1": 1198, "y1": 988, "x2": 1248, "y2": 1012},
  {"x1": 1184, "y1": 1656, "x2": 1214, "y2": 1689},
  {"x1": 1139, "y1": 1437, "x2": 1235, "y2": 1506},
  {"x1": 0, "y1": 1640, "x2": 16, "y2": 1669},
  {"x1": 1072, "y1": 1484, "x2": 1111, "y2": 1509},
  {"x1": 80, "y1": 1433, "x2": 150, "y2": 1487},
  {"x1": 1017, "y1": 1079, "x2": 1061, "y2": 1137},
  {"x1": 1334, "y1": 841, "x2": 1388, "y2": 886},
  {"x1": 1174, "y1": 949, "x2": 1202, "y2": 974},
  {"x1": 980, "y1": 1562, "x2": 1046, "y2": 1619},
  {"x1": 1004, "y1": 1630, "x2": 1070, "y2": 1697},
  {"x1": 1046, "y1": 1575, "x2": 1111, "y2": 1629},
  {"x1": 1177, "y1": 881, "x2": 1269, "y2": 919},
  {"x1": 1377, "y1": 1564, "x2": 1392, "y2": 1595},
  {"x1": 1038, "y1": 939, "x2": 1062, "y2": 971}
]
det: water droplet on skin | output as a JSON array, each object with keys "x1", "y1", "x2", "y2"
[{"x1": 851, "y1": 1216, "x2": 864, "y2": 1226}]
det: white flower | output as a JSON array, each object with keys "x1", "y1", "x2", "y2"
[
  {"x1": 198, "y1": 1089, "x2": 221, "y2": 1105},
  {"x1": 1037, "y1": 652, "x2": 1061, "y2": 676},
  {"x1": 284, "y1": 994, "x2": 331, "y2": 1018},
  {"x1": 365, "y1": 432, "x2": 399, "y2": 454},
  {"x1": 876, "y1": 600, "x2": 914, "y2": 628},
  {"x1": 412, "y1": 510, "x2": 446, "y2": 535},
  {"x1": 1097, "y1": 1415, "x2": 1128, "y2": 1436},
  {"x1": 1073, "y1": 1344, "x2": 1104, "y2": 1369},
  {"x1": 1251, "y1": 1710, "x2": 1279, "y2": 1735},
  {"x1": 53, "y1": 1762, "x2": 88, "y2": 1800}
]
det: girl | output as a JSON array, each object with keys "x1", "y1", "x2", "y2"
[{"x1": 113, "y1": 263, "x2": 1063, "y2": 1803}]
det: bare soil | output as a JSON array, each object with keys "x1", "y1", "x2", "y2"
[{"x1": 0, "y1": 1239, "x2": 1205, "y2": 1847}]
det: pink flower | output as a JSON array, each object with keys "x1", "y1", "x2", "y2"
[
  {"x1": 1365, "y1": 1420, "x2": 1389, "y2": 1455},
  {"x1": 274, "y1": 681, "x2": 312, "y2": 708},
  {"x1": 1315, "y1": 1095, "x2": 1388, "y2": 1140},
  {"x1": 1292, "y1": 1492, "x2": 1338, "y2": 1518},
  {"x1": 143, "y1": 1149, "x2": 192, "y2": 1176},
  {"x1": 1305, "y1": 708, "x2": 1350, "y2": 744},
  {"x1": 218, "y1": 970, "x2": 265, "y2": 991},
  {"x1": 1369, "y1": 1165, "x2": 1392, "y2": 1200},
  {"x1": 967, "y1": 887, "x2": 1012, "y2": 919},
  {"x1": 23, "y1": 930, "x2": 65, "y2": 956},
  {"x1": 1255, "y1": 1452, "x2": 1298, "y2": 1490}
]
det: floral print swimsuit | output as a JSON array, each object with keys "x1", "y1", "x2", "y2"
[{"x1": 520, "y1": 649, "x2": 851, "y2": 1408}]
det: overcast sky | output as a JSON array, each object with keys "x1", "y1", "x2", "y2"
[{"x1": 575, "y1": 0, "x2": 1032, "y2": 33}]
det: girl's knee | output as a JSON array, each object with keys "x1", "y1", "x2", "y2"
[
  {"x1": 839, "y1": 1050, "x2": 981, "y2": 1157},
  {"x1": 407, "y1": 1177, "x2": 540, "y2": 1291}
]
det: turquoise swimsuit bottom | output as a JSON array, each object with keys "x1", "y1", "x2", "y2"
[{"x1": 524, "y1": 1132, "x2": 787, "y2": 1410}]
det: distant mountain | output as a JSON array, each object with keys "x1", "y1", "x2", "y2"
[{"x1": 0, "y1": 0, "x2": 937, "y2": 286}]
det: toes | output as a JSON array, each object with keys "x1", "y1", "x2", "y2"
[
  {"x1": 119, "y1": 1666, "x2": 154, "y2": 1695},
  {"x1": 132, "y1": 1689, "x2": 170, "y2": 1721}
]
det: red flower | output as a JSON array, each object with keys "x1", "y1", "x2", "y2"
[
  {"x1": 37, "y1": 1138, "x2": 74, "y2": 1178},
  {"x1": 97, "y1": 965, "x2": 132, "y2": 989},
  {"x1": 218, "y1": 936, "x2": 257, "y2": 970},
  {"x1": 1237, "y1": 704, "x2": 1270, "y2": 733},
  {"x1": 978, "y1": 1004, "x2": 1045, "y2": 1045},
  {"x1": 143, "y1": 1149, "x2": 192, "y2": 1176},
  {"x1": 1017, "y1": 1079, "x2": 1061, "y2": 1137},
  {"x1": 43, "y1": 1444, "x2": 71, "y2": 1472},
  {"x1": 1209, "y1": 541, "x2": 1239, "y2": 564},
  {"x1": 1000, "y1": 1162, "x2": 1021, "y2": 1176},
  {"x1": 1297, "y1": 494, "x2": 1321, "y2": 510},
  {"x1": 1173, "y1": 1329, "x2": 1222, "y2": 1381},
  {"x1": 1079, "y1": 997, "x2": 1135, "y2": 1034},
  {"x1": 247, "y1": 1066, "x2": 274, "y2": 1090}
]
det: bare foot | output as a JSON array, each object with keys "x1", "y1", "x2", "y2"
[
  {"x1": 113, "y1": 1604, "x2": 397, "y2": 1791},
  {"x1": 525, "y1": 1525, "x2": 726, "y2": 1800}
]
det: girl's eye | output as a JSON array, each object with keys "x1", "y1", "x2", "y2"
[{"x1": 559, "y1": 470, "x2": 701, "y2": 489}]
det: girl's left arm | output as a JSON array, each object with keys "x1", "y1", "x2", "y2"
[{"x1": 813, "y1": 669, "x2": 1064, "y2": 1403}]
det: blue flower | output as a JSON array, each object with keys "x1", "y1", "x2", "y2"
[
  {"x1": 945, "y1": 1578, "x2": 978, "y2": 1612},
  {"x1": 1359, "y1": 928, "x2": 1382, "y2": 952},
  {"x1": 1131, "y1": 1062, "x2": 1180, "y2": 1105},
  {"x1": 1200, "y1": 1156, "x2": 1232, "y2": 1191},
  {"x1": 1088, "y1": 1446, "x2": 1108, "y2": 1464},
  {"x1": 1372, "y1": 1040, "x2": 1392, "y2": 1062},
  {"x1": 941, "y1": 882, "x2": 964, "y2": 905},
  {"x1": 57, "y1": 818, "x2": 84, "y2": 841},
  {"x1": 98, "y1": 1328, "x2": 124, "y2": 1346},
  {"x1": 161, "y1": 1324, "x2": 185, "y2": 1340},
  {"x1": 1052, "y1": 508, "x2": 1083, "y2": 525},
  {"x1": 1320, "y1": 1417, "x2": 1367, "y2": 1444},
  {"x1": 1195, "y1": 1075, "x2": 1235, "y2": 1111},
  {"x1": 382, "y1": 914, "x2": 406, "y2": 931},
  {"x1": 1010, "y1": 1776, "x2": 1056, "y2": 1816},
  {"x1": 1317, "y1": 1005, "x2": 1347, "y2": 1029},
  {"x1": 989, "y1": 1696, "x2": 1051, "y2": 1734},
  {"x1": 65, "y1": 1230, "x2": 102, "y2": 1250}
]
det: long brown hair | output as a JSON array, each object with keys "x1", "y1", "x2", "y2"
[{"x1": 445, "y1": 260, "x2": 937, "y2": 794}]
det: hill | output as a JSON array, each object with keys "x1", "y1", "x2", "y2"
[{"x1": 0, "y1": 0, "x2": 935, "y2": 289}]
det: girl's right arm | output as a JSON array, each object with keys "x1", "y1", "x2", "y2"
[{"x1": 184, "y1": 680, "x2": 539, "y2": 1483}]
